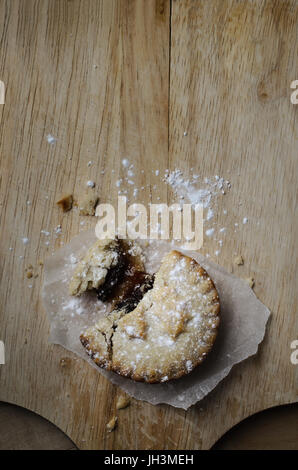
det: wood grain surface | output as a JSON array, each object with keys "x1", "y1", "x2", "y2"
[
  {"x1": 0, "y1": 0, "x2": 297, "y2": 449},
  {"x1": 1, "y1": 401, "x2": 297, "y2": 450}
]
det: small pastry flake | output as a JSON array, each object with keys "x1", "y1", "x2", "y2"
[
  {"x1": 78, "y1": 189, "x2": 98, "y2": 216},
  {"x1": 56, "y1": 194, "x2": 73, "y2": 212},
  {"x1": 69, "y1": 239, "x2": 120, "y2": 296}
]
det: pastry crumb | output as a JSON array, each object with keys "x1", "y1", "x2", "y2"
[
  {"x1": 234, "y1": 255, "x2": 244, "y2": 265},
  {"x1": 106, "y1": 416, "x2": 117, "y2": 432},
  {"x1": 78, "y1": 189, "x2": 98, "y2": 216},
  {"x1": 60, "y1": 357, "x2": 71, "y2": 368},
  {"x1": 26, "y1": 270, "x2": 33, "y2": 279},
  {"x1": 245, "y1": 277, "x2": 255, "y2": 288},
  {"x1": 116, "y1": 395, "x2": 131, "y2": 410},
  {"x1": 56, "y1": 194, "x2": 73, "y2": 212}
]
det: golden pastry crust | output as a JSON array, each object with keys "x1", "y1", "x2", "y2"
[{"x1": 80, "y1": 250, "x2": 220, "y2": 383}]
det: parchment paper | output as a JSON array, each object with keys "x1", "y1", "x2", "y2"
[{"x1": 42, "y1": 230, "x2": 270, "y2": 410}]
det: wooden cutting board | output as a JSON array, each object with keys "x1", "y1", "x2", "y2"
[{"x1": 0, "y1": 0, "x2": 297, "y2": 449}]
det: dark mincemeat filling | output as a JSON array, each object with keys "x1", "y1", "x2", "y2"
[
  {"x1": 96, "y1": 251, "x2": 127, "y2": 302},
  {"x1": 96, "y1": 247, "x2": 155, "y2": 312},
  {"x1": 115, "y1": 271, "x2": 155, "y2": 313}
]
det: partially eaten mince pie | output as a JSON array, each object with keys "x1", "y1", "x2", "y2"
[{"x1": 70, "y1": 239, "x2": 220, "y2": 383}]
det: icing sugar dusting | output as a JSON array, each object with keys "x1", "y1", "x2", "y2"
[
  {"x1": 164, "y1": 169, "x2": 231, "y2": 209},
  {"x1": 46, "y1": 134, "x2": 56, "y2": 144},
  {"x1": 163, "y1": 169, "x2": 234, "y2": 250}
]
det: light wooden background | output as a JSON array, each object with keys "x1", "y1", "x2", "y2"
[{"x1": 0, "y1": 0, "x2": 297, "y2": 449}]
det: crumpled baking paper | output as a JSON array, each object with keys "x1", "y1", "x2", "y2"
[{"x1": 42, "y1": 230, "x2": 270, "y2": 410}]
